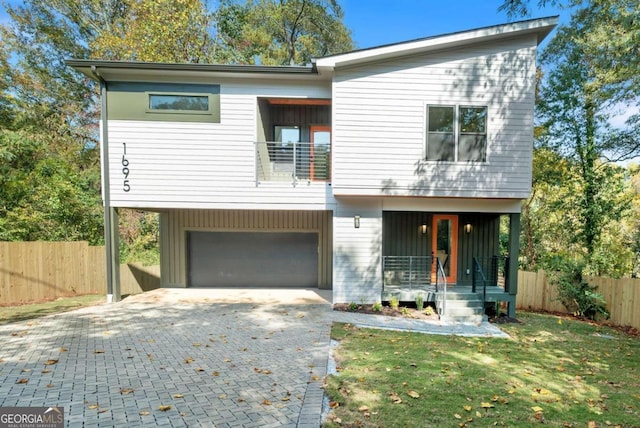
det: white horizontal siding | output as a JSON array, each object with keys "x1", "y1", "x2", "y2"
[
  {"x1": 332, "y1": 35, "x2": 538, "y2": 198},
  {"x1": 106, "y1": 78, "x2": 332, "y2": 209},
  {"x1": 332, "y1": 199, "x2": 383, "y2": 303}
]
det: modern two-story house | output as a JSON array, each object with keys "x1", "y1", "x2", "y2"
[{"x1": 69, "y1": 16, "x2": 557, "y2": 320}]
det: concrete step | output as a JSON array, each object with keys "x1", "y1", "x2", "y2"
[
  {"x1": 440, "y1": 313, "x2": 487, "y2": 325},
  {"x1": 436, "y1": 291, "x2": 487, "y2": 325}
]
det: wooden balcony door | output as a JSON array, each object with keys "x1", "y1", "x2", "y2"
[
  {"x1": 432, "y1": 214, "x2": 458, "y2": 283},
  {"x1": 310, "y1": 125, "x2": 331, "y2": 181}
]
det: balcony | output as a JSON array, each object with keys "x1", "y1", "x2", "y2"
[{"x1": 255, "y1": 141, "x2": 330, "y2": 185}]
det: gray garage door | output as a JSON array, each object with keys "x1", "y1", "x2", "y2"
[{"x1": 187, "y1": 231, "x2": 319, "y2": 287}]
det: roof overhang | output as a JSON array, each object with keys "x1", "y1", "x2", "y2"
[
  {"x1": 66, "y1": 59, "x2": 321, "y2": 83},
  {"x1": 313, "y1": 16, "x2": 558, "y2": 75}
]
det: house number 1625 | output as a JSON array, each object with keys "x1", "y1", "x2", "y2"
[{"x1": 122, "y1": 142, "x2": 130, "y2": 192}]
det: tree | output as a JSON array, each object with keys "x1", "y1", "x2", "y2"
[
  {"x1": 216, "y1": 0, "x2": 353, "y2": 65},
  {"x1": 503, "y1": 0, "x2": 639, "y2": 275}
]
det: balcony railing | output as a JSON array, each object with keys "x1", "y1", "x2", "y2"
[
  {"x1": 382, "y1": 256, "x2": 434, "y2": 291},
  {"x1": 255, "y1": 141, "x2": 330, "y2": 185}
]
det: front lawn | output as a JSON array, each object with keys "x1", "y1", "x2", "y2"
[
  {"x1": 0, "y1": 294, "x2": 104, "y2": 325},
  {"x1": 325, "y1": 312, "x2": 640, "y2": 427}
]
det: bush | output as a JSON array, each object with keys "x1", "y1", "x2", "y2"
[
  {"x1": 550, "y1": 263, "x2": 609, "y2": 320},
  {"x1": 372, "y1": 302, "x2": 383, "y2": 312},
  {"x1": 415, "y1": 293, "x2": 424, "y2": 310},
  {"x1": 389, "y1": 296, "x2": 399, "y2": 310}
]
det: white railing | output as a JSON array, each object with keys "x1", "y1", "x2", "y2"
[
  {"x1": 435, "y1": 258, "x2": 447, "y2": 316},
  {"x1": 255, "y1": 141, "x2": 330, "y2": 185}
]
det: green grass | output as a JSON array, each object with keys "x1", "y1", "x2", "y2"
[
  {"x1": 325, "y1": 312, "x2": 640, "y2": 427},
  {"x1": 0, "y1": 294, "x2": 104, "y2": 325}
]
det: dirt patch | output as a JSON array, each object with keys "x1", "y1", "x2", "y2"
[{"x1": 333, "y1": 303, "x2": 440, "y2": 321}]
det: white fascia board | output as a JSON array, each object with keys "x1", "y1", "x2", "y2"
[{"x1": 314, "y1": 16, "x2": 558, "y2": 74}]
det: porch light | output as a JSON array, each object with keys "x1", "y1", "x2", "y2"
[
  {"x1": 354, "y1": 215, "x2": 360, "y2": 229},
  {"x1": 464, "y1": 223, "x2": 472, "y2": 233},
  {"x1": 420, "y1": 224, "x2": 428, "y2": 234}
]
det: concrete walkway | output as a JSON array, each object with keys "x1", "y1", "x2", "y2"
[{"x1": 0, "y1": 289, "x2": 509, "y2": 427}]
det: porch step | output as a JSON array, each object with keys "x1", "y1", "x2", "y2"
[{"x1": 436, "y1": 291, "x2": 486, "y2": 325}]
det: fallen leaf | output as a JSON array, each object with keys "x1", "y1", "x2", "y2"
[
  {"x1": 218, "y1": 394, "x2": 226, "y2": 399},
  {"x1": 21, "y1": 369, "x2": 31, "y2": 373},
  {"x1": 193, "y1": 343, "x2": 201, "y2": 347},
  {"x1": 120, "y1": 388, "x2": 134, "y2": 395},
  {"x1": 195, "y1": 368, "x2": 205, "y2": 372},
  {"x1": 88, "y1": 404, "x2": 99, "y2": 410},
  {"x1": 223, "y1": 358, "x2": 231, "y2": 363},
  {"x1": 41, "y1": 369, "x2": 51, "y2": 374},
  {"x1": 97, "y1": 408, "x2": 108, "y2": 414},
  {"x1": 389, "y1": 392, "x2": 402, "y2": 404},
  {"x1": 261, "y1": 399, "x2": 272, "y2": 406},
  {"x1": 329, "y1": 401, "x2": 340, "y2": 408},
  {"x1": 212, "y1": 371, "x2": 220, "y2": 377},
  {"x1": 358, "y1": 405, "x2": 370, "y2": 412},
  {"x1": 281, "y1": 397, "x2": 290, "y2": 401},
  {"x1": 44, "y1": 359, "x2": 59, "y2": 365},
  {"x1": 139, "y1": 411, "x2": 150, "y2": 416},
  {"x1": 184, "y1": 357, "x2": 194, "y2": 364},
  {"x1": 16, "y1": 378, "x2": 28, "y2": 384},
  {"x1": 481, "y1": 402, "x2": 494, "y2": 409},
  {"x1": 94, "y1": 350, "x2": 104, "y2": 354},
  {"x1": 173, "y1": 394, "x2": 184, "y2": 399},
  {"x1": 158, "y1": 405, "x2": 172, "y2": 411},
  {"x1": 531, "y1": 406, "x2": 544, "y2": 412},
  {"x1": 463, "y1": 405, "x2": 472, "y2": 412},
  {"x1": 407, "y1": 390, "x2": 420, "y2": 399},
  {"x1": 46, "y1": 383, "x2": 54, "y2": 388},
  {"x1": 454, "y1": 413, "x2": 462, "y2": 419}
]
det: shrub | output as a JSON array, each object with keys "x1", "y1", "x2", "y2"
[
  {"x1": 550, "y1": 263, "x2": 609, "y2": 320},
  {"x1": 389, "y1": 296, "x2": 399, "y2": 310},
  {"x1": 372, "y1": 301, "x2": 383, "y2": 312},
  {"x1": 348, "y1": 301, "x2": 358, "y2": 311},
  {"x1": 415, "y1": 293, "x2": 424, "y2": 310},
  {"x1": 423, "y1": 305, "x2": 435, "y2": 316}
]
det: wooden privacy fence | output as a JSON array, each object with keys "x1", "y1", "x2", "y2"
[
  {"x1": 517, "y1": 270, "x2": 640, "y2": 330},
  {"x1": 0, "y1": 241, "x2": 159, "y2": 305}
]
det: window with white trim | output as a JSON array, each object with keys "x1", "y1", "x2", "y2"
[{"x1": 426, "y1": 105, "x2": 487, "y2": 162}]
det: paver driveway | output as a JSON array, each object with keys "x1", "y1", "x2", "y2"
[{"x1": 0, "y1": 289, "x2": 333, "y2": 427}]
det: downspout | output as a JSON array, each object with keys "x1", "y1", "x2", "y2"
[{"x1": 90, "y1": 66, "x2": 119, "y2": 302}]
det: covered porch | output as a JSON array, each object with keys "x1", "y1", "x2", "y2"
[{"x1": 381, "y1": 211, "x2": 520, "y2": 317}]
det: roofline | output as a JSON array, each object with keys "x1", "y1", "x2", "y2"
[
  {"x1": 66, "y1": 59, "x2": 317, "y2": 82},
  {"x1": 314, "y1": 16, "x2": 559, "y2": 71}
]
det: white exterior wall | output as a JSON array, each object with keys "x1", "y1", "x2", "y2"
[
  {"x1": 331, "y1": 35, "x2": 538, "y2": 198},
  {"x1": 106, "y1": 78, "x2": 333, "y2": 210},
  {"x1": 332, "y1": 199, "x2": 383, "y2": 303}
]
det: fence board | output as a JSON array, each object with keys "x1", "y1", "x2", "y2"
[
  {"x1": 518, "y1": 270, "x2": 640, "y2": 331},
  {"x1": 0, "y1": 241, "x2": 159, "y2": 305}
]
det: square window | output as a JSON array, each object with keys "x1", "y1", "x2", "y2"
[{"x1": 426, "y1": 105, "x2": 487, "y2": 162}]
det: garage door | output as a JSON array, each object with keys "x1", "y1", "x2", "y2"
[{"x1": 187, "y1": 231, "x2": 319, "y2": 287}]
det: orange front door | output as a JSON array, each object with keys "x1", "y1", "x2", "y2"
[
  {"x1": 432, "y1": 215, "x2": 458, "y2": 284},
  {"x1": 310, "y1": 125, "x2": 331, "y2": 180}
]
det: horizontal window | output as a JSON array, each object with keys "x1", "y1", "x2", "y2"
[
  {"x1": 106, "y1": 82, "x2": 220, "y2": 123},
  {"x1": 149, "y1": 94, "x2": 210, "y2": 112},
  {"x1": 426, "y1": 105, "x2": 487, "y2": 162}
]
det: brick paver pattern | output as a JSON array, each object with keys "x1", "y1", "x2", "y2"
[{"x1": 0, "y1": 300, "x2": 332, "y2": 427}]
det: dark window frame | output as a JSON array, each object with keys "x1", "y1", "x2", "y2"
[{"x1": 426, "y1": 104, "x2": 488, "y2": 162}]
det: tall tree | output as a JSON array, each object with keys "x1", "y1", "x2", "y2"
[
  {"x1": 503, "y1": 0, "x2": 639, "y2": 274},
  {"x1": 216, "y1": 0, "x2": 353, "y2": 65}
]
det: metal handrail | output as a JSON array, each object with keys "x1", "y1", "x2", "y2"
[
  {"x1": 472, "y1": 257, "x2": 488, "y2": 306},
  {"x1": 435, "y1": 258, "x2": 447, "y2": 316}
]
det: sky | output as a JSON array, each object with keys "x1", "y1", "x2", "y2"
[
  {"x1": 0, "y1": 0, "x2": 566, "y2": 47},
  {"x1": 340, "y1": 0, "x2": 564, "y2": 50}
]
